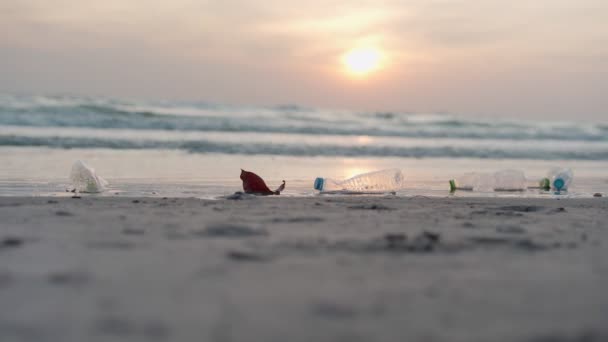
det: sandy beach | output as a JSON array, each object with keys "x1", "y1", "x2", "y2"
[{"x1": 1, "y1": 195, "x2": 607, "y2": 342}]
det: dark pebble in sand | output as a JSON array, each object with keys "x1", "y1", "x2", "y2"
[
  {"x1": 71, "y1": 195, "x2": 81, "y2": 199},
  {"x1": 409, "y1": 231, "x2": 441, "y2": 252},
  {"x1": 381, "y1": 231, "x2": 440, "y2": 252},
  {"x1": 422, "y1": 231, "x2": 440, "y2": 242},
  {"x1": 515, "y1": 239, "x2": 547, "y2": 251},
  {"x1": 1, "y1": 237, "x2": 24, "y2": 248},
  {"x1": 469, "y1": 236, "x2": 513, "y2": 246},
  {"x1": 272, "y1": 217, "x2": 325, "y2": 223},
  {"x1": 132, "y1": 200, "x2": 140, "y2": 203},
  {"x1": 226, "y1": 250, "x2": 269, "y2": 262},
  {"x1": 47, "y1": 200, "x2": 58, "y2": 204},
  {"x1": 348, "y1": 204, "x2": 395, "y2": 211},
  {"x1": 594, "y1": 193, "x2": 603, "y2": 197},
  {"x1": 549, "y1": 207, "x2": 567, "y2": 213},
  {"x1": 497, "y1": 205, "x2": 545, "y2": 212},
  {"x1": 55, "y1": 210, "x2": 73, "y2": 216},
  {"x1": 384, "y1": 233, "x2": 407, "y2": 248},
  {"x1": 495, "y1": 211, "x2": 524, "y2": 217},
  {"x1": 469, "y1": 236, "x2": 547, "y2": 251},
  {"x1": 198, "y1": 223, "x2": 268, "y2": 238},
  {"x1": 471, "y1": 210, "x2": 523, "y2": 217}
]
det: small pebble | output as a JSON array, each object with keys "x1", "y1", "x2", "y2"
[
  {"x1": 594, "y1": 193, "x2": 603, "y2": 198},
  {"x1": 1, "y1": 237, "x2": 24, "y2": 248},
  {"x1": 198, "y1": 224, "x2": 268, "y2": 238},
  {"x1": 422, "y1": 231, "x2": 440, "y2": 242},
  {"x1": 226, "y1": 250, "x2": 268, "y2": 262}
]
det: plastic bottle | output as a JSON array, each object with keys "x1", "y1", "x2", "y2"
[
  {"x1": 450, "y1": 169, "x2": 527, "y2": 192},
  {"x1": 540, "y1": 168, "x2": 573, "y2": 192},
  {"x1": 314, "y1": 169, "x2": 405, "y2": 193}
]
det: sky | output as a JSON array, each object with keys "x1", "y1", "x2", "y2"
[{"x1": 1, "y1": 0, "x2": 607, "y2": 121}]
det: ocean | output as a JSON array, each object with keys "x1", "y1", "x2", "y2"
[{"x1": 1, "y1": 93, "x2": 607, "y2": 198}]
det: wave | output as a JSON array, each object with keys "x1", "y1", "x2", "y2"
[
  {"x1": 2, "y1": 134, "x2": 607, "y2": 160},
  {"x1": 1, "y1": 94, "x2": 607, "y2": 142}
]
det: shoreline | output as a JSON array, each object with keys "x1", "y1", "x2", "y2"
[
  {"x1": 2, "y1": 147, "x2": 608, "y2": 200},
  {"x1": 1, "y1": 196, "x2": 607, "y2": 341}
]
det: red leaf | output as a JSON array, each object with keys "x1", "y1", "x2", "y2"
[{"x1": 240, "y1": 169, "x2": 285, "y2": 195}]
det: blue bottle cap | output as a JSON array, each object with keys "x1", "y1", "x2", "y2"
[
  {"x1": 314, "y1": 177, "x2": 324, "y2": 191},
  {"x1": 553, "y1": 178, "x2": 565, "y2": 191}
]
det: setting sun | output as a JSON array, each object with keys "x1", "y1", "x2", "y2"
[{"x1": 342, "y1": 47, "x2": 383, "y2": 76}]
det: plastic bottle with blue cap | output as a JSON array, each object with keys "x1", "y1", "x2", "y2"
[
  {"x1": 314, "y1": 169, "x2": 405, "y2": 194},
  {"x1": 449, "y1": 168, "x2": 573, "y2": 193},
  {"x1": 541, "y1": 167, "x2": 573, "y2": 192}
]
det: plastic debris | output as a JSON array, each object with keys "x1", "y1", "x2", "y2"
[
  {"x1": 314, "y1": 169, "x2": 404, "y2": 193},
  {"x1": 69, "y1": 160, "x2": 108, "y2": 193},
  {"x1": 240, "y1": 169, "x2": 285, "y2": 195}
]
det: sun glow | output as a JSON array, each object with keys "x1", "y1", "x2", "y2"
[{"x1": 342, "y1": 47, "x2": 383, "y2": 76}]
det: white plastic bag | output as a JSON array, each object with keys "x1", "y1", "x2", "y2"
[{"x1": 70, "y1": 160, "x2": 108, "y2": 193}]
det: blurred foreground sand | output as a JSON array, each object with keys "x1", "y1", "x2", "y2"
[{"x1": 1, "y1": 196, "x2": 607, "y2": 342}]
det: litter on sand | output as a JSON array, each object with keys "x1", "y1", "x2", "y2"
[
  {"x1": 69, "y1": 160, "x2": 108, "y2": 193},
  {"x1": 240, "y1": 169, "x2": 285, "y2": 195}
]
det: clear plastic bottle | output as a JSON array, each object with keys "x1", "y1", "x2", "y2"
[
  {"x1": 450, "y1": 169, "x2": 527, "y2": 192},
  {"x1": 70, "y1": 160, "x2": 108, "y2": 193},
  {"x1": 314, "y1": 169, "x2": 405, "y2": 193},
  {"x1": 449, "y1": 172, "x2": 484, "y2": 191},
  {"x1": 541, "y1": 168, "x2": 573, "y2": 192},
  {"x1": 493, "y1": 169, "x2": 527, "y2": 191}
]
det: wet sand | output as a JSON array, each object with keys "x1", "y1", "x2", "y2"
[{"x1": 1, "y1": 195, "x2": 607, "y2": 342}]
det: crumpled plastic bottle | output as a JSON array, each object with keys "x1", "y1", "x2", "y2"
[
  {"x1": 314, "y1": 169, "x2": 405, "y2": 193},
  {"x1": 449, "y1": 169, "x2": 527, "y2": 192},
  {"x1": 70, "y1": 160, "x2": 108, "y2": 193}
]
